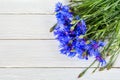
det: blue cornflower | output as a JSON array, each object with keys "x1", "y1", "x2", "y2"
[
  {"x1": 86, "y1": 40, "x2": 106, "y2": 65},
  {"x1": 54, "y1": 2, "x2": 73, "y2": 43},
  {"x1": 59, "y1": 43, "x2": 71, "y2": 55},
  {"x1": 75, "y1": 39, "x2": 88, "y2": 59},
  {"x1": 53, "y1": 2, "x2": 106, "y2": 66},
  {"x1": 89, "y1": 40, "x2": 105, "y2": 50},
  {"x1": 55, "y1": 2, "x2": 63, "y2": 12},
  {"x1": 68, "y1": 52, "x2": 77, "y2": 57},
  {"x1": 68, "y1": 30, "x2": 76, "y2": 38},
  {"x1": 54, "y1": 30, "x2": 69, "y2": 44},
  {"x1": 75, "y1": 20, "x2": 87, "y2": 36},
  {"x1": 55, "y1": 2, "x2": 73, "y2": 25},
  {"x1": 56, "y1": 11, "x2": 73, "y2": 25},
  {"x1": 55, "y1": 2, "x2": 70, "y2": 12},
  {"x1": 62, "y1": 5, "x2": 70, "y2": 12},
  {"x1": 96, "y1": 56, "x2": 106, "y2": 66}
]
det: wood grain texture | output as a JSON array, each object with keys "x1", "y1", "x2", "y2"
[
  {"x1": 0, "y1": 0, "x2": 119, "y2": 79},
  {"x1": 0, "y1": 68, "x2": 119, "y2": 80},
  {"x1": 0, "y1": 40, "x2": 119, "y2": 67},
  {"x1": 0, "y1": 0, "x2": 69, "y2": 14},
  {"x1": 0, "y1": 15, "x2": 55, "y2": 39}
]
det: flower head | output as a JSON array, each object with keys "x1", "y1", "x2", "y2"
[
  {"x1": 86, "y1": 40, "x2": 106, "y2": 65},
  {"x1": 75, "y1": 20, "x2": 87, "y2": 36},
  {"x1": 53, "y1": 2, "x2": 106, "y2": 66},
  {"x1": 55, "y1": 2, "x2": 63, "y2": 12}
]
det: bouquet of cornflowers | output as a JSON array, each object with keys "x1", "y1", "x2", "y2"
[{"x1": 50, "y1": 0, "x2": 120, "y2": 78}]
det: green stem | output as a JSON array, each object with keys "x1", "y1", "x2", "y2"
[{"x1": 78, "y1": 60, "x2": 96, "y2": 78}]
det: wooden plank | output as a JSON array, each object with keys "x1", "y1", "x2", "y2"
[
  {"x1": 0, "y1": 68, "x2": 119, "y2": 80},
  {"x1": 0, "y1": 15, "x2": 55, "y2": 39},
  {"x1": 0, "y1": 40, "x2": 119, "y2": 67},
  {"x1": 0, "y1": 0, "x2": 69, "y2": 14}
]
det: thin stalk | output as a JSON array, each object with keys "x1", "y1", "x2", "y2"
[{"x1": 78, "y1": 60, "x2": 96, "y2": 78}]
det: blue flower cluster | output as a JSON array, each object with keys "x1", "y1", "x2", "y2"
[{"x1": 53, "y1": 2, "x2": 106, "y2": 66}]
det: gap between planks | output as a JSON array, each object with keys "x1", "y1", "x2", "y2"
[
  {"x1": 0, "y1": 67, "x2": 119, "y2": 69},
  {"x1": 0, "y1": 13, "x2": 54, "y2": 15},
  {"x1": 0, "y1": 38, "x2": 117, "y2": 40},
  {"x1": 0, "y1": 39, "x2": 54, "y2": 40}
]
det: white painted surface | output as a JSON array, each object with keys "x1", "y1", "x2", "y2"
[
  {"x1": 0, "y1": 15, "x2": 55, "y2": 39},
  {"x1": 0, "y1": 0, "x2": 119, "y2": 79},
  {"x1": 0, "y1": 68, "x2": 119, "y2": 80},
  {"x1": 0, "y1": 40, "x2": 119, "y2": 67},
  {"x1": 0, "y1": 0, "x2": 69, "y2": 14}
]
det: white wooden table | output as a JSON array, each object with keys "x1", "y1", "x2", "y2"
[{"x1": 0, "y1": 0, "x2": 119, "y2": 80}]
